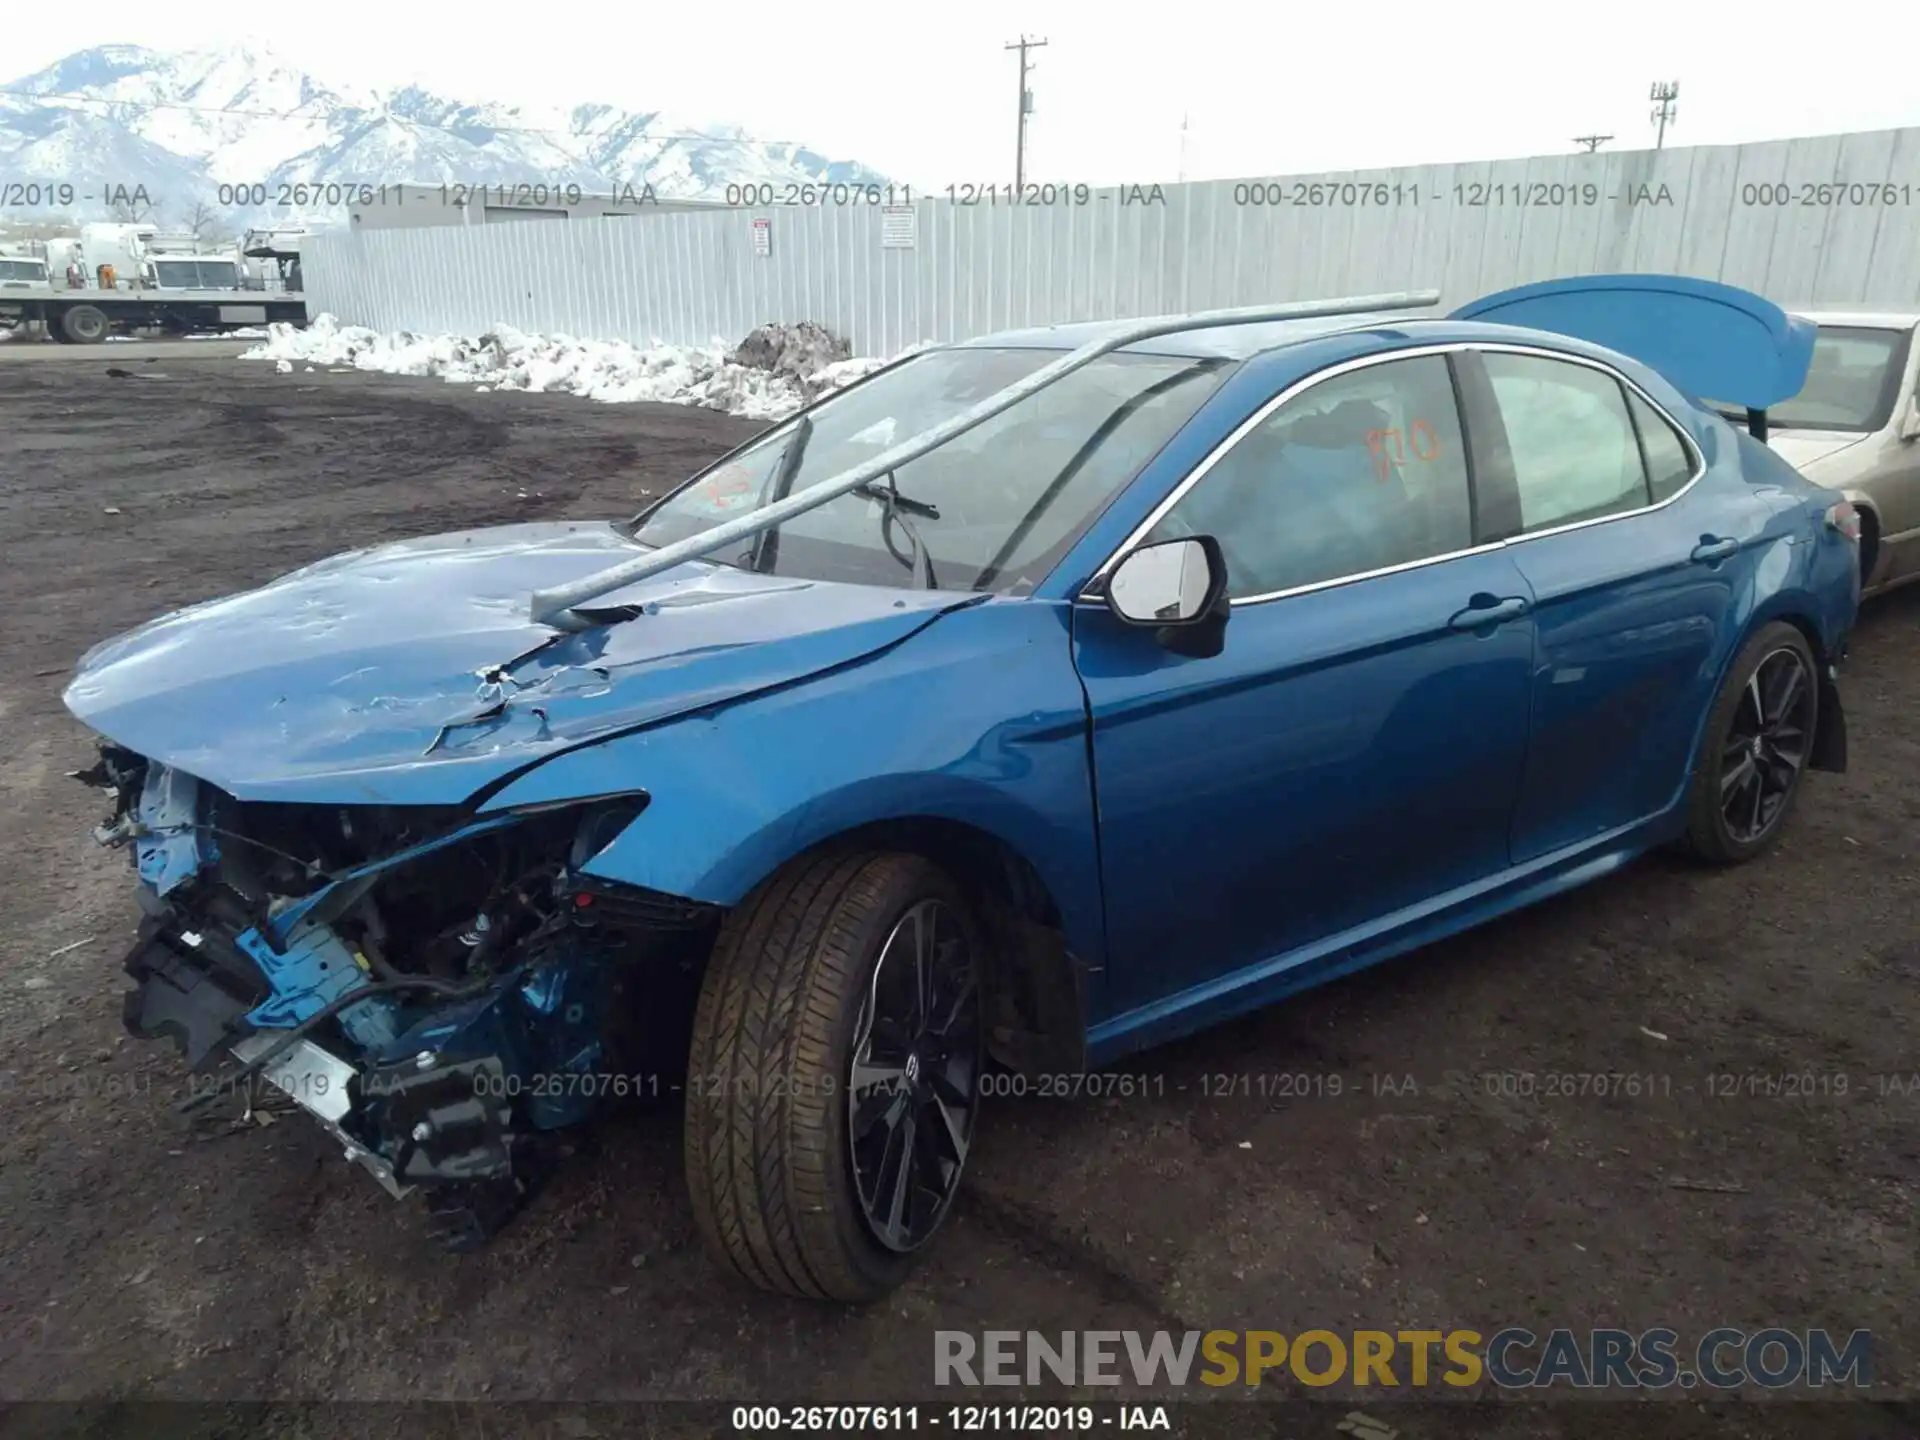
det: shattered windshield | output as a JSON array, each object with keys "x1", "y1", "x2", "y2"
[
  {"x1": 631, "y1": 346, "x2": 1231, "y2": 593},
  {"x1": 1768, "y1": 326, "x2": 1911, "y2": 433}
]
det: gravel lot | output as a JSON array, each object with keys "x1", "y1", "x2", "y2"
[{"x1": 0, "y1": 354, "x2": 1914, "y2": 1439}]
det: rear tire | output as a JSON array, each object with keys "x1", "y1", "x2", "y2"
[
  {"x1": 1680, "y1": 621, "x2": 1819, "y2": 864},
  {"x1": 683, "y1": 850, "x2": 983, "y2": 1302},
  {"x1": 59, "y1": 304, "x2": 110, "y2": 344}
]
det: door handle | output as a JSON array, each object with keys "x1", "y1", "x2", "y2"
[
  {"x1": 1691, "y1": 535, "x2": 1741, "y2": 564},
  {"x1": 1448, "y1": 595, "x2": 1530, "y2": 630}
]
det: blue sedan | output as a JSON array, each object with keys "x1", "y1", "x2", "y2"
[{"x1": 63, "y1": 275, "x2": 1859, "y2": 1300}]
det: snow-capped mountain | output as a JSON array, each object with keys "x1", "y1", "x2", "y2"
[{"x1": 0, "y1": 45, "x2": 889, "y2": 230}]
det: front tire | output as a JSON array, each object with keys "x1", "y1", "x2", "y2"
[
  {"x1": 1681, "y1": 622, "x2": 1819, "y2": 863},
  {"x1": 684, "y1": 850, "x2": 983, "y2": 1301}
]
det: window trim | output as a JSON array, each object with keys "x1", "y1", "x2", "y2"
[{"x1": 1078, "y1": 341, "x2": 1706, "y2": 609}]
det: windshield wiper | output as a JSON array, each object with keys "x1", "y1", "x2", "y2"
[
  {"x1": 849, "y1": 478, "x2": 940, "y2": 519},
  {"x1": 748, "y1": 415, "x2": 814, "y2": 573},
  {"x1": 860, "y1": 471, "x2": 939, "y2": 589}
]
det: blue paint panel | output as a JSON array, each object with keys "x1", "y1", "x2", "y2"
[
  {"x1": 1502, "y1": 470, "x2": 1756, "y2": 862},
  {"x1": 482, "y1": 598, "x2": 1109, "y2": 991},
  {"x1": 1074, "y1": 550, "x2": 1538, "y2": 1016},
  {"x1": 1449, "y1": 274, "x2": 1817, "y2": 410},
  {"x1": 1085, "y1": 814, "x2": 1666, "y2": 1066}
]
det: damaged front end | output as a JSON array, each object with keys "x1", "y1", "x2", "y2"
[{"x1": 78, "y1": 744, "x2": 714, "y2": 1251}]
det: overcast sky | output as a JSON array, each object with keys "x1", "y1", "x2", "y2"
[{"x1": 10, "y1": 0, "x2": 1918, "y2": 187}]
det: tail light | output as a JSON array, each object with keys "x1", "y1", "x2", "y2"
[{"x1": 1825, "y1": 500, "x2": 1861, "y2": 543}]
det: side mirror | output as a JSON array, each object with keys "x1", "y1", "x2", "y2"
[
  {"x1": 1897, "y1": 393, "x2": 1920, "y2": 442},
  {"x1": 1104, "y1": 536, "x2": 1230, "y2": 656}
]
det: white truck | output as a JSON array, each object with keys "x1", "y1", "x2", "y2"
[
  {"x1": 242, "y1": 227, "x2": 307, "y2": 292},
  {"x1": 0, "y1": 224, "x2": 304, "y2": 342},
  {"x1": 0, "y1": 244, "x2": 52, "y2": 289}
]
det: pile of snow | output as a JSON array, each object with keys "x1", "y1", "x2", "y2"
[
  {"x1": 729, "y1": 321, "x2": 850, "y2": 391},
  {"x1": 241, "y1": 315, "x2": 892, "y2": 420}
]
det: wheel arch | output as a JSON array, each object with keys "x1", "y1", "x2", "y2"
[
  {"x1": 1836, "y1": 490, "x2": 1882, "y2": 586},
  {"x1": 1692, "y1": 593, "x2": 1847, "y2": 780},
  {"x1": 595, "y1": 800, "x2": 1095, "y2": 1078},
  {"x1": 796, "y1": 814, "x2": 1091, "y2": 1072}
]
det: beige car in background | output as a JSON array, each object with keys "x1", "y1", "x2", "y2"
[{"x1": 1764, "y1": 309, "x2": 1920, "y2": 597}]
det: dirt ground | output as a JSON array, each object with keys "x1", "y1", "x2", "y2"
[{"x1": 0, "y1": 353, "x2": 1915, "y2": 1439}]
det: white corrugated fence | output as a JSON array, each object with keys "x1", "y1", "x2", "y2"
[{"x1": 303, "y1": 126, "x2": 1920, "y2": 356}]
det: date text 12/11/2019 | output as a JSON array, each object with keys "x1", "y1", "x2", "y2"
[
  {"x1": 212, "y1": 182, "x2": 660, "y2": 210},
  {"x1": 730, "y1": 1405, "x2": 1171, "y2": 1432},
  {"x1": 1231, "y1": 180, "x2": 1680, "y2": 208}
]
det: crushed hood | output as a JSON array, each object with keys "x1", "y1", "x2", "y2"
[
  {"x1": 1765, "y1": 430, "x2": 1873, "y2": 474},
  {"x1": 64, "y1": 520, "x2": 974, "y2": 805}
]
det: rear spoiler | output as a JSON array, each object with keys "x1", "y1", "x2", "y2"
[{"x1": 1450, "y1": 274, "x2": 1815, "y2": 441}]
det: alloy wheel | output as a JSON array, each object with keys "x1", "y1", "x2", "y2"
[
  {"x1": 846, "y1": 898, "x2": 980, "y2": 1253},
  {"x1": 1719, "y1": 647, "x2": 1815, "y2": 844}
]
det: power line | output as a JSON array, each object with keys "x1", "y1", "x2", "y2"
[
  {"x1": 0, "y1": 84, "x2": 817, "y2": 150},
  {"x1": 1003, "y1": 36, "x2": 1047, "y2": 190}
]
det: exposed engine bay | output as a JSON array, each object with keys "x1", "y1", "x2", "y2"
[{"x1": 79, "y1": 743, "x2": 713, "y2": 1251}]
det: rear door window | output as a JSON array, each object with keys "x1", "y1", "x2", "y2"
[{"x1": 1482, "y1": 353, "x2": 1652, "y2": 532}]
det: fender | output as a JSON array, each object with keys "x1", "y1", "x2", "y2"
[
  {"x1": 480, "y1": 598, "x2": 1111, "y2": 981},
  {"x1": 1832, "y1": 489, "x2": 1886, "y2": 585},
  {"x1": 1673, "y1": 557, "x2": 1852, "y2": 797}
]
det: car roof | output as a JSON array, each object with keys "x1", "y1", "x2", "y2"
[
  {"x1": 1786, "y1": 307, "x2": 1919, "y2": 329},
  {"x1": 952, "y1": 309, "x2": 1442, "y2": 360}
]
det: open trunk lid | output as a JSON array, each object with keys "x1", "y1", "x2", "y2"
[{"x1": 1450, "y1": 273, "x2": 1816, "y2": 412}]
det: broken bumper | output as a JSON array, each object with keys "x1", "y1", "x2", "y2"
[
  {"x1": 121, "y1": 910, "x2": 572, "y2": 1238},
  {"x1": 82, "y1": 746, "x2": 701, "y2": 1251}
]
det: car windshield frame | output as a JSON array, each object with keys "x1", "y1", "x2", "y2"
[
  {"x1": 1731, "y1": 324, "x2": 1915, "y2": 435},
  {"x1": 625, "y1": 344, "x2": 1236, "y2": 596},
  {"x1": 0, "y1": 259, "x2": 48, "y2": 281}
]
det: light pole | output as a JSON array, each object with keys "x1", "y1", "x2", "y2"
[{"x1": 1649, "y1": 82, "x2": 1679, "y2": 150}]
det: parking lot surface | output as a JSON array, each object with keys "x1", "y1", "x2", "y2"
[{"x1": 0, "y1": 357, "x2": 1914, "y2": 1436}]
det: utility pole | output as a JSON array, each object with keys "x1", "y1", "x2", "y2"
[
  {"x1": 1648, "y1": 81, "x2": 1679, "y2": 149},
  {"x1": 1573, "y1": 134, "x2": 1612, "y2": 153},
  {"x1": 1178, "y1": 111, "x2": 1189, "y2": 183},
  {"x1": 1005, "y1": 35, "x2": 1047, "y2": 189}
]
